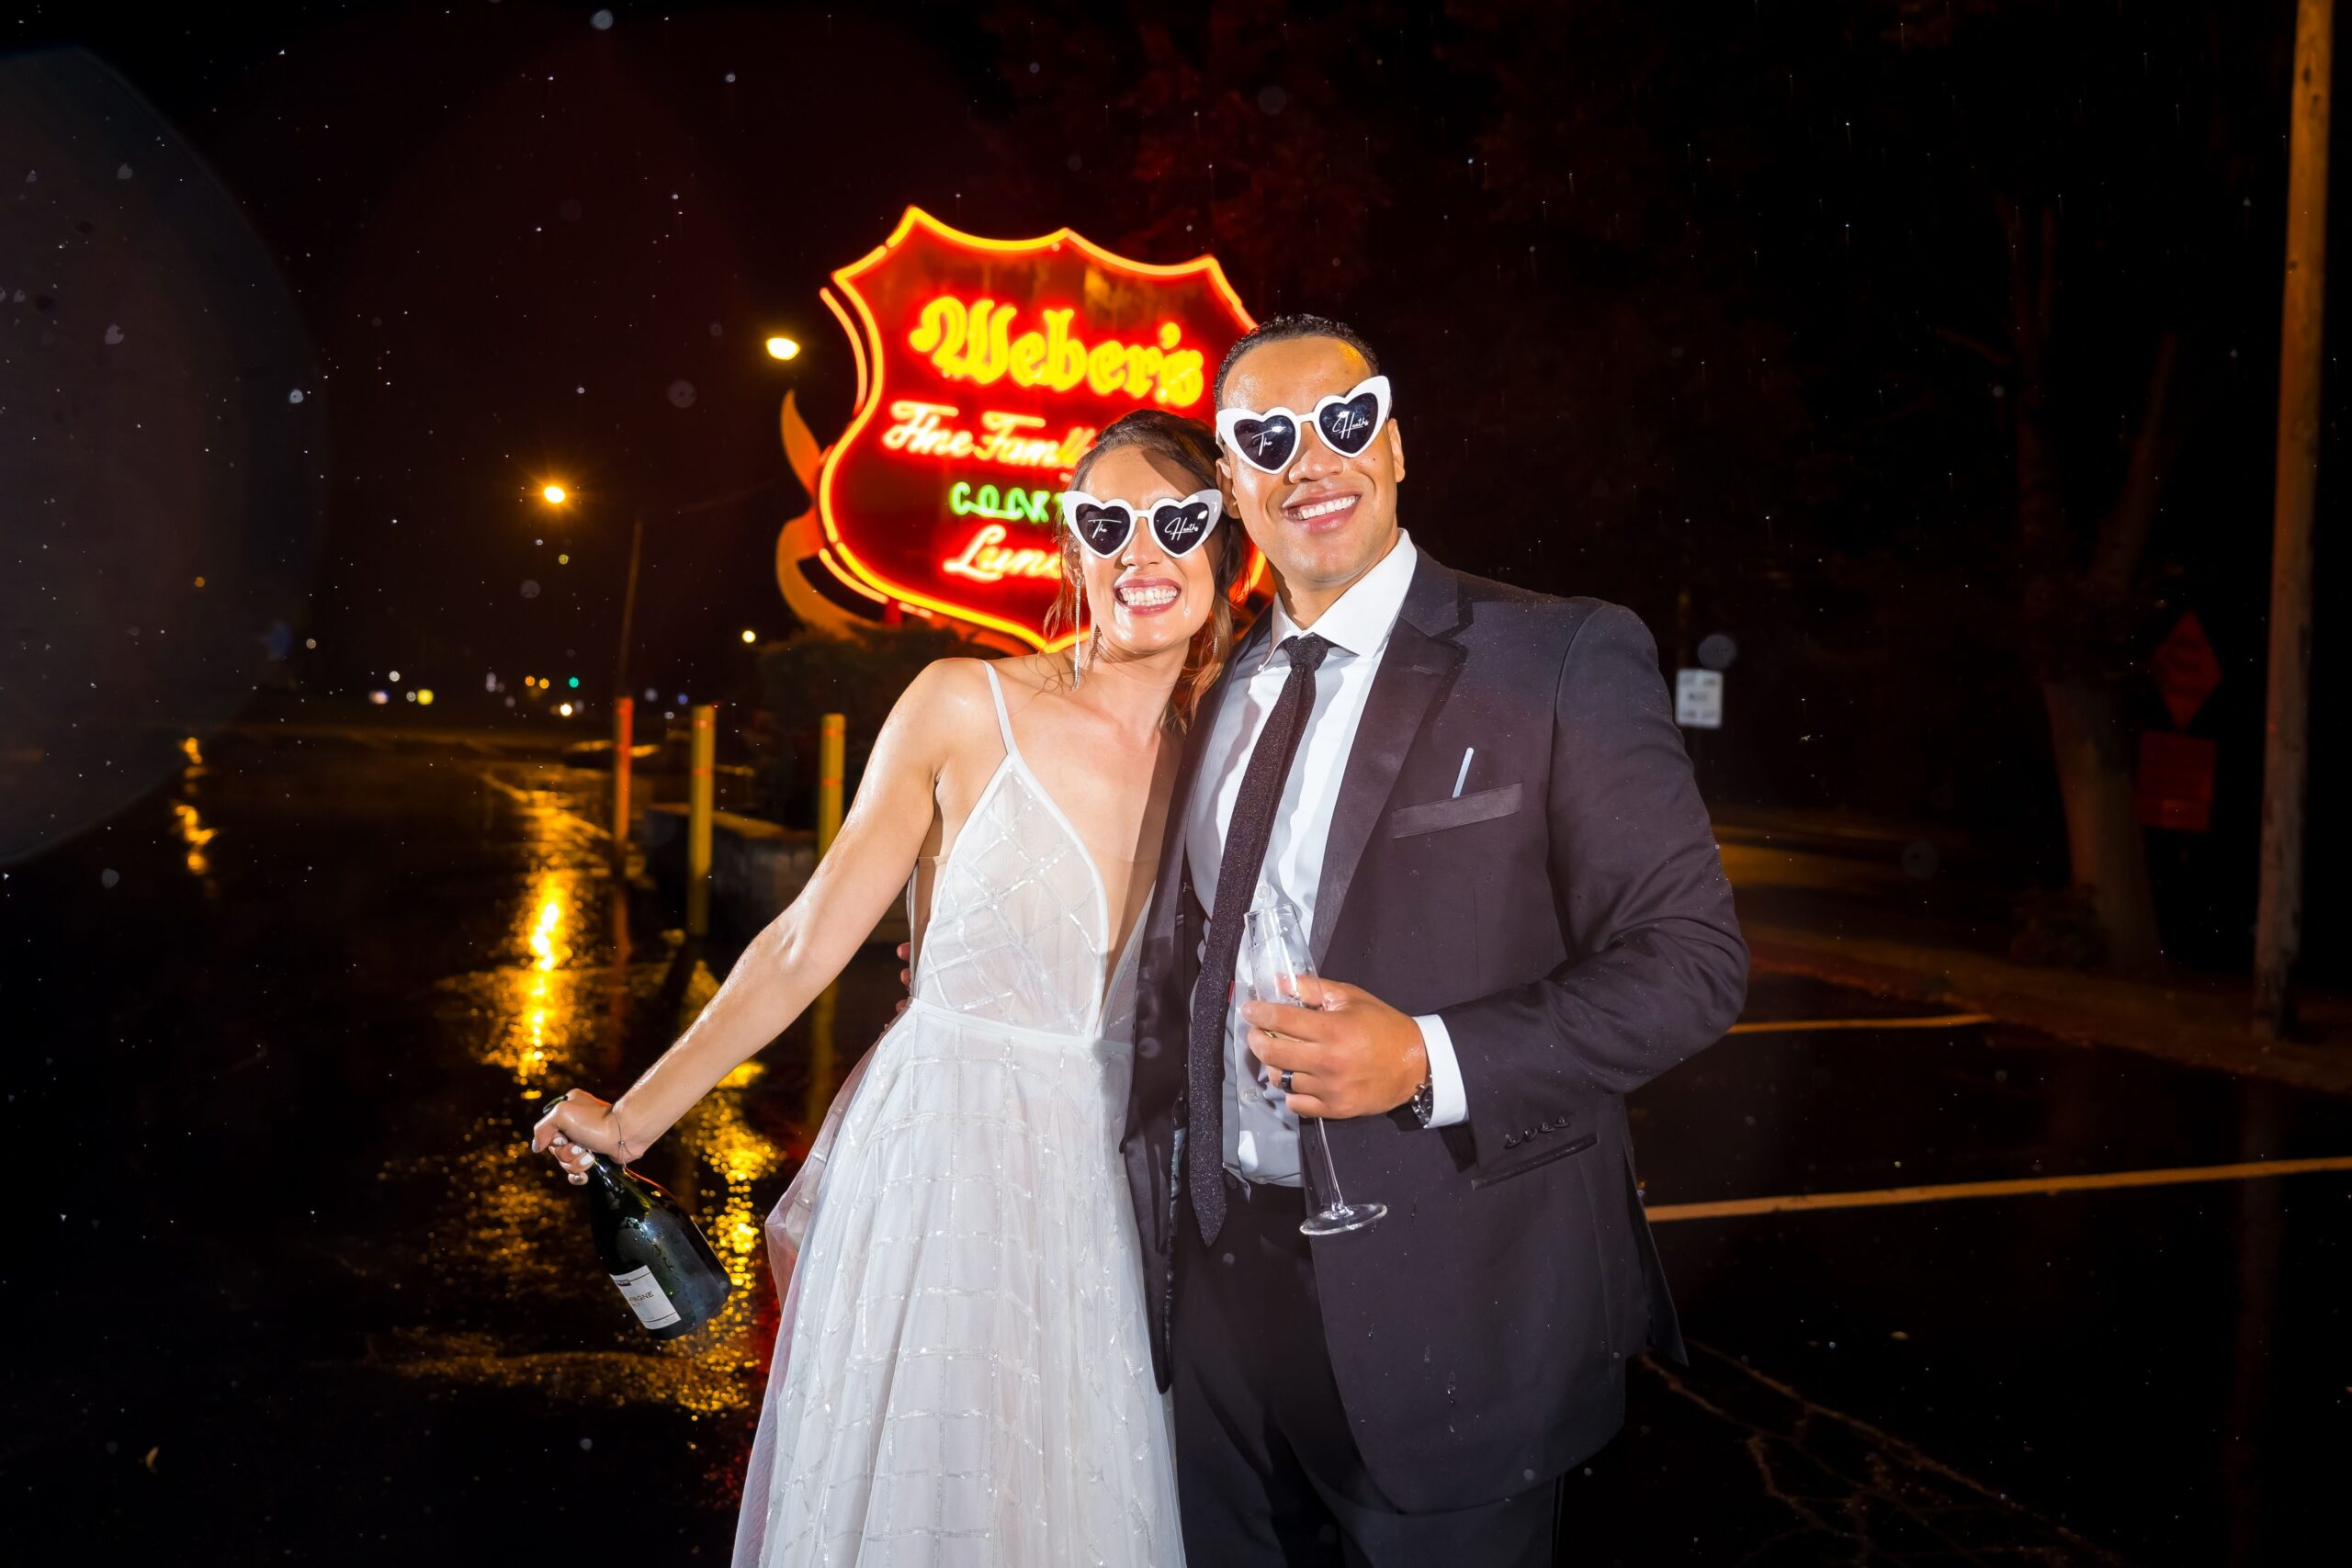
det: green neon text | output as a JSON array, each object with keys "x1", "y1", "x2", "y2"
[{"x1": 947, "y1": 480, "x2": 1058, "y2": 525}]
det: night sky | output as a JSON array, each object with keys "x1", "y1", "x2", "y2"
[
  {"x1": 12, "y1": 3, "x2": 1034, "y2": 713},
  {"x1": 9, "y1": 0, "x2": 2346, "y2": 962}
]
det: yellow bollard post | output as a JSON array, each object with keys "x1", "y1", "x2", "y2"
[
  {"x1": 818, "y1": 712, "x2": 846, "y2": 859},
  {"x1": 686, "y1": 703, "x2": 717, "y2": 937},
  {"x1": 610, "y1": 696, "x2": 634, "y2": 871}
]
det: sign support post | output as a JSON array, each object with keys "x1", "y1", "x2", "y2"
[{"x1": 2256, "y1": 0, "x2": 2332, "y2": 1041}]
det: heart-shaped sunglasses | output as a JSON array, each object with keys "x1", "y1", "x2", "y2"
[
  {"x1": 1059, "y1": 488, "x2": 1226, "y2": 559},
  {"x1": 1215, "y1": 374, "x2": 1394, "y2": 475}
]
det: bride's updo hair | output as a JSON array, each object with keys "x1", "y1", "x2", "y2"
[{"x1": 1046, "y1": 409, "x2": 1248, "y2": 730}]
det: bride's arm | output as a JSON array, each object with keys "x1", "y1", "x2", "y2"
[{"x1": 532, "y1": 660, "x2": 985, "y2": 1166}]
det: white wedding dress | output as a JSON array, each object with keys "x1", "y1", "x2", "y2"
[{"x1": 731, "y1": 664, "x2": 1183, "y2": 1568}]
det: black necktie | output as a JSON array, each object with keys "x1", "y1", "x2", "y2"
[{"x1": 1188, "y1": 632, "x2": 1331, "y2": 1245}]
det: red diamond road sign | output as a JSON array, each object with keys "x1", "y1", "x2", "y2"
[{"x1": 2149, "y1": 612, "x2": 2221, "y2": 730}]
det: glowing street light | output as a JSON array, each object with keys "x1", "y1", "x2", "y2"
[
  {"x1": 542, "y1": 483, "x2": 569, "y2": 505},
  {"x1": 741, "y1": 628, "x2": 758, "y2": 643},
  {"x1": 764, "y1": 335, "x2": 799, "y2": 361}
]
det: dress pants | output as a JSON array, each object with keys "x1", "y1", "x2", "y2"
[{"x1": 1170, "y1": 1171, "x2": 1560, "y2": 1567}]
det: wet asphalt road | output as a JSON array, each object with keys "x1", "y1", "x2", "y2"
[{"x1": 4, "y1": 722, "x2": 2346, "y2": 1565}]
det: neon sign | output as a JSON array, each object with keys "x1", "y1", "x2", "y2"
[
  {"x1": 810, "y1": 207, "x2": 1256, "y2": 649},
  {"x1": 908, "y1": 299, "x2": 1206, "y2": 404},
  {"x1": 880, "y1": 401, "x2": 1095, "y2": 470},
  {"x1": 947, "y1": 481, "x2": 1058, "y2": 524},
  {"x1": 943, "y1": 523, "x2": 1063, "y2": 584}
]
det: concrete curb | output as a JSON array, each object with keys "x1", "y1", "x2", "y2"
[{"x1": 1746, "y1": 924, "x2": 2352, "y2": 1099}]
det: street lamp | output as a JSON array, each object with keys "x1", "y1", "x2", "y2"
[
  {"x1": 536, "y1": 481, "x2": 646, "y2": 704},
  {"x1": 765, "y1": 335, "x2": 799, "y2": 361}
]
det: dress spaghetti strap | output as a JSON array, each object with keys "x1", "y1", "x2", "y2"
[{"x1": 979, "y1": 661, "x2": 1020, "y2": 761}]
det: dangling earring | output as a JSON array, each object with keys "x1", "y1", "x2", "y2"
[{"x1": 1071, "y1": 586, "x2": 1087, "y2": 688}]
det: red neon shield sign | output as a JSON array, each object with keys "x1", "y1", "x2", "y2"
[{"x1": 816, "y1": 208, "x2": 1256, "y2": 648}]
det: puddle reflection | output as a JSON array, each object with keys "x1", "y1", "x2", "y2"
[
  {"x1": 403, "y1": 765, "x2": 805, "y2": 1422},
  {"x1": 175, "y1": 737, "x2": 217, "y2": 885}
]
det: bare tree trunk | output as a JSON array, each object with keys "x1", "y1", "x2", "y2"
[
  {"x1": 2040, "y1": 677, "x2": 2165, "y2": 970},
  {"x1": 2001, "y1": 197, "x2": 2174, "y2": 973}
]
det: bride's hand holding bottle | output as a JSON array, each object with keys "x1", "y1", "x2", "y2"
[{"x1": 530, "y1": 1089, "x2": 642, "y2": 1185}]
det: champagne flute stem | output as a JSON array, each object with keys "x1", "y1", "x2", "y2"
[{"x1": 1312, "y1": 1118, "x2": 1349, "y2": 1210}]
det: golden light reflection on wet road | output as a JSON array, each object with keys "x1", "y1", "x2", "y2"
[
  {"x1": 175, "y1": 736, "x2": 217, "y2": 881},
  {"x1": 172, "y1": 800, "x2": 215, "y2": 877},
  {"x1": 401, "y1": 762, "x2": 800, "y2": 1422}
]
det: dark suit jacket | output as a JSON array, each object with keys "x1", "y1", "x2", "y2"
[{"x1": 1122, "y1": 548, "x2": 1748, "y2": 1514}]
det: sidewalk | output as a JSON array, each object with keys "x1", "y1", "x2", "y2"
[{"x1": 1740, "y1": 897, "x2": 2352, "y2": 1099}]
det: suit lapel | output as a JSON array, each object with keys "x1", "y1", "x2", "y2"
[{"x1": 1311, "y1": 556, "x2": 1465, "y2": 968}]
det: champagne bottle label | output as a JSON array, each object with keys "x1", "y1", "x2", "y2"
[{"x1": 608, "y1": 1264, "x2": 682, "y2": 1329}]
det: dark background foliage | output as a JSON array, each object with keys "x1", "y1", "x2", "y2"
[{"x1": 15, "y1": 0, "x2": 2343, "y2": 969}]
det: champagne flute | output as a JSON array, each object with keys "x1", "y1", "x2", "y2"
[{"x1": 1244, "y1": 894, "x2": 1387, "y2": 1237}]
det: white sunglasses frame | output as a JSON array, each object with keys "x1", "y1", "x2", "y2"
[
  {"x1": 1058, "y1": 487, "x2": 1227, "y2": 560},
  {"x1": 1215, "y1": 374, "x2": 1395, "y2": 475}
]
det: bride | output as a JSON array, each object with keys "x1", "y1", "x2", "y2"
[{"x1": 528, "y1": 409, "x2": 1243, "y2": 1565}]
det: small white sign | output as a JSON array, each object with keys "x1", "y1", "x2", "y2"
[{"x1": 1676, "y1": 669, "x2": 1724, "y2": 729}]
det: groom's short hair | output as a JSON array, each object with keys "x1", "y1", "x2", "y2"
[{"x1": 1213, "y1": 313, "x2": 1383, "y2": 409}]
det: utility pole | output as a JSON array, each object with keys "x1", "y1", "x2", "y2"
[{"x1": 2256, "y1": 0, "x2": 2333, "y2": 1040}]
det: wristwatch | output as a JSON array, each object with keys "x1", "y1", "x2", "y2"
[{"x1": 1410, "y1": 1075, "x2": 1435, "y2": 1127}]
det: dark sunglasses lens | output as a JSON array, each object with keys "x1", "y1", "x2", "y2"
[
  {"x1": 1150, "y1": 501, "x2": 1216, "y2": 557},
  {"x1": 1072, "y1": 502, "x2": 1134, "y2": 556},
  {"x1": 1317, "y1": 391, "x2": 1383, "y2": 455},
  {"x1": 1232, "y1": 413, "x2": 1297, "y2": 470}
]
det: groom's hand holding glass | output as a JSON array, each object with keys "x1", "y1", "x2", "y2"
[{"x1": 1240, "y1": 976, "x2": 1429, "y2": 1121}]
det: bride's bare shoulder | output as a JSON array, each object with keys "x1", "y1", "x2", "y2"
[
  {"x1": 889, "y1": 656, "x2": 1023, "y2": 752},
  {"x1": 985, "y1": 650, "x2": 1068, "y2": 702}
]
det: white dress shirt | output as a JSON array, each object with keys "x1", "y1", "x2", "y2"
[{"x1": 1185, "y1": 530, "x2": 1468, "y2": 1186}]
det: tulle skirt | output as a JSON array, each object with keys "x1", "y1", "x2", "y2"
[{"x1": 730, "y1": 1000, "x2": 1183, "y2": 1568}]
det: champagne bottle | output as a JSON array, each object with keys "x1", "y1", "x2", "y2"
[{"x1": 578, "y1": 1153, "x2": 731, "y2": 1338}]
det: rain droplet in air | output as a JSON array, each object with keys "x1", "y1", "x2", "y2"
[
  {"x1": 116, "y1": 164, "x2": 132, "y2": 180},
  {"x1": 104, "y1": 323, "x2": 123, "y2": 344},
  {"x1": 521, "y1": 581, "x2": 542, "y2": 600},
  {"x1": 591, "y1": 9, "x2": 614, "y2": 28},
  {"x1": 666, "y1": 379, "x2": 697, "y2": 409},
  {"x1": 100, "y1": 869, "x2": 120, "y2": 888},
  {"x1": 288, "y1": 389, "x2": 306, "y2": 404}
]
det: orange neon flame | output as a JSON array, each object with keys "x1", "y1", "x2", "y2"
[
  {"x1": 816, "y1": 547, "x2": 891, "y2": 604},
  {"x1": 820, "y1": 287, "x2": 867, "y2": 412},
  {"x1": 816, "y1": 206, "x2": 1256, "y2": 650}
]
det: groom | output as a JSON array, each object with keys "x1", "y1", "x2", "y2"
[{"x1": 1124, "y1": 314, "x2": 1748, "y2": 1564}]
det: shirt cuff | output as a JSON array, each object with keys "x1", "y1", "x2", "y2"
[{"x1": 1411, "y1": 1013, "x2": 1467, "y2": 1127}]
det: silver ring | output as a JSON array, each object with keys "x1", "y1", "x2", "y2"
[{"x1": 1278, "y1": 1069, "x2": 1295, "y2": 1094}]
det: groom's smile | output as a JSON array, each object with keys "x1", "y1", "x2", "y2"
[{"x1": 1280, "y1": 482, "x2": 1363, "y2": 532}]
